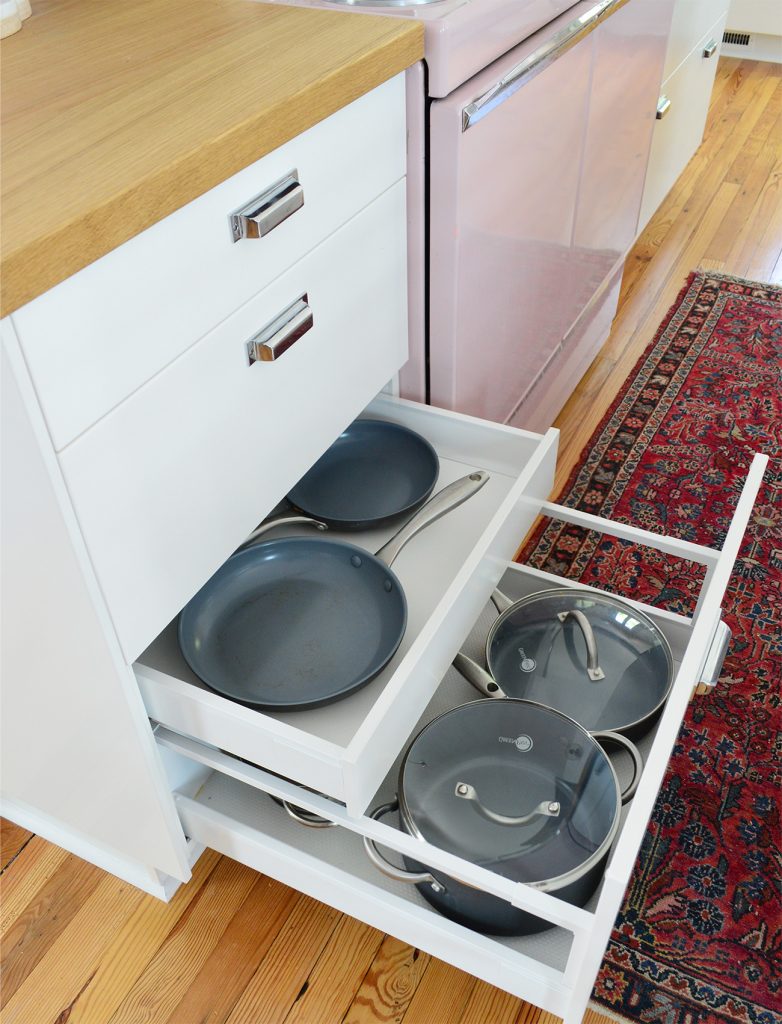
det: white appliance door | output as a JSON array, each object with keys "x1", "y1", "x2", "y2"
[{"x1": 428, "y1": 0, "x2": 673, "y2": 425}]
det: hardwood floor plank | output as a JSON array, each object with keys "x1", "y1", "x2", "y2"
[
  {"x1": 283, "y1": 916, "x2": 384, "y2": 1024},
  {"x1": 105, "y1": 857, "x2": 258, "y2": 1024},
  {"x1": 0, "y1": 820, "x2": 33, "y2": 873},
  {"x1": 223, "y1": 896, "x2": 340, "y2": 1024},
  {"x1": 66, "y1": 850, "x2": 222, "y2": 1024},
  {"x1": 0, "y1": 854, "x2": 103, "y2": 1007},
  {"x1": 341, "y1": 936, "x2": 430, "y2": 1024},
  {"x1": 399, "y1": 959, "x2": 475, "y2": 1024},
  {"x1": 1, "y1": 872, "x2": 149, "y2": 1024},
  {"x1": 456, "y1": 979, "x2": 524, "y2": 1024},
  {"x1": 0, "y1": 837, "x2": 69, "y2": 938},
  {"x1": 164, "y1": 874, "x2": 299, "y2": 1024}
]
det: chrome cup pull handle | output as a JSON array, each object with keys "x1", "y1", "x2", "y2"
[
  {"x1": 454, "y1": 784, "x2": 560, "y2": 827},
  {"x1": 556, "y1": 609, "x2": 605, "y2": 680},
  {"x1": 230, "y1": 170, "x2": 304, "y2": 242},
  {"x1": 246, "y1": 294, "x2": 313, "y2": 365}
]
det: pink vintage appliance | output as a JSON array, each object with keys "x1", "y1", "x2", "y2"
[{"x1": 262, "y1": 0, "x2": 674, "y2": 429}]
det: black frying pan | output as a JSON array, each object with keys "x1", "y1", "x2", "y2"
[
  {"x1": 178, "y1": 471, "x2": 489, "y2": 711},
  {"x1": 286, "y1": 419, "x2": 440, "y2": 530}
]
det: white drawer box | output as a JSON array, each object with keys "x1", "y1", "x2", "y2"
[
  {"x1": 639, "y1": 14, "x2": 728, "y2": 230},
  {"x1": 137, "y1": 396, "x2": 561, "y2": 816},
  {"x1": 663, "y1": 0, "x2": 731, "y2": 80},
  {"x1": 156, "y1": 441, "x2": 766, "y2": 1024},
  {"x1": 58, "y1": 182, "x2": 409, "y2": 665},
  {"x1": 11, "y1": 74, "x2": 407, "y2": 451}
]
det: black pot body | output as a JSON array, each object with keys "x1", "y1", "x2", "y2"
[{"x1": 403, "y1": 849, "x2": 608, "y2": 937}]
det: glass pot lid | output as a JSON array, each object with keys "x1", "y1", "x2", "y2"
[
  {"x1": 399, "y1": 700, "x2": 620, "y2": 887},
  {"x1": 487, "y1": 589, "x2": 673, "y2": 733}
]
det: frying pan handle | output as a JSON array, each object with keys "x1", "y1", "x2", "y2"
[
  {"x1": 238, "y1": 513, "x2": 328, "y2": 551},
  {"x1": 374, "y1": 471, "x2": 490, "y2": 568},
  {"x1": 363, "y1": 801, "x2": 445, "y2": 891},
  {"x1": 453, "y1": 784, "x2": 560, "y2": 826},
  {"x1": 593, "y1": 731, "x2": 643, "y2": 804},
  {"x1": 452, "y1": 651, "x2": 507, "y2": 699},
  {"x1": 556, "y1": 609, "x2": 605, "y2": 681},
  {"x1": 490, "y1": 589, "x2": 516, "y2": 614}
]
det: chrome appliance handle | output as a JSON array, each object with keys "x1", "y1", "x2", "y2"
[
  {"x1": 454, "y1": 784, "x2": 560, "y2": 827},
  {"x1": 556, "y1": 609, "x2": 605, "y2": 681},
  {"x1": 230, "y1": 170, "x2": 304, "y2": 242},
  {"x1": 363, "y1": 801, "x2": 445, "y2": 891},
  {"x1": 693, "y1": 621, "x2": 731, "y2": 696},
  {"x1": 374, "y1": 471, "x2": 489, "y2": 568},
  {"x1": 462, "y1": 0, "x2": 631, "y2": 130},
  {"x1": 246, "y1": 294, "x2": 313, "y2": 364}
]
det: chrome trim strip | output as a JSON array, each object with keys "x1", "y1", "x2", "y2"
[{"x1": 462, "y1": 0, "x2": 632, "y2": 131}]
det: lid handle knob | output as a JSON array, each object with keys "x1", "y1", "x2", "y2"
[
  {"x1": 556, "y1": 609, "x2": 605, "y2": 681},
  {"x1": 454, "y1": 783, "x2": 560, "y2": 827}
]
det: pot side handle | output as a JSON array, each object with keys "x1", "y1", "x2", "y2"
[
  {"x1": 363, "y1": 801, "x2": 445, "y2": 892},
  {"x1": 592, "y1": 731, "x2": 643, "y2": 804}
]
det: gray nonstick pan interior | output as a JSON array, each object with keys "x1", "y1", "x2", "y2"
[
  {"x1": 178, "y1": 537, "x2": 407, "y2": 710},
  {"x1": 286, "y1": 419, "x2": 439, "y2": 529}
]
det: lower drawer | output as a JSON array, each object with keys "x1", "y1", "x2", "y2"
[
  {"x1": 639, "y1": 14, "x2": 728, "y2": 231},
  {"x1": 155, "y1": 451, "x2": 765, "y2": 1024},
  {"x1": 59, "y1": 181, "x2": 409, "y2": 665}
]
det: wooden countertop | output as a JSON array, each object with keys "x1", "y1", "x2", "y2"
[{"x1": 0, "y1": 0, "x2": 422, "y2": 317}]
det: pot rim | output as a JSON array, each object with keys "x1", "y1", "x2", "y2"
[
  {"x1": 485, "y1": 587, "x2": 675, "y2": 734},
  {"x1": 397, "y1": 697, "x2": 624, "y2": 894}
]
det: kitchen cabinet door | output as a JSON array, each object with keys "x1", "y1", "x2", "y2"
[{"x1": 569, "y1": 0, "x2": 675, "y2": 322}]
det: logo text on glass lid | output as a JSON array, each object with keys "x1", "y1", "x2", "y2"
[{"x1": 499, "y1": 734, "x2": 534, "y2": 752}]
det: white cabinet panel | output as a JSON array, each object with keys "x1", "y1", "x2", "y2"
[
  {"x1": 59, "y1": 183, "x2": 409, "y2": 664},
  {"x1": 11, "y1": 75, "x2": 406, "y2": 451},
  {"x1": 664, "y1": 0, "x2": 731, "y2": 79},
  {"x1": 0, "y1": 334, "x2": 189, "y2": 882}
]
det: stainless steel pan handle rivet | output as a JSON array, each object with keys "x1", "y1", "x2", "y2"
[
  {"x1": 246, "y1": 294, "x2": 313, "y2": 365},
  {"x1": 556, "y1": 609, "x2": 605, "y2": 681},
  {"x1": 230, "y1": 170, "x2": 304, "y2": 242},
  {"x1": 454, "y1": 783, "x2": 560, "y2": 826}
]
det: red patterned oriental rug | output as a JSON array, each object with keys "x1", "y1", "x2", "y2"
[{"x1": 517, "y1": 271, "x2": 782, "y2": 1024}]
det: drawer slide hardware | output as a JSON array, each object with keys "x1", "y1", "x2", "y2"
[
  {"x1": 230, "y1": 170, "x2": 304, "y2": 242},
  {"x1": 246, "y1": 294, "x2": 313, "y2": 364},
  {"x1": 693, "y1": 621, "x2": 731, "y2": 697},
  {"x1": 656, "y1": 95, "x2": 672, "y2": 120}
]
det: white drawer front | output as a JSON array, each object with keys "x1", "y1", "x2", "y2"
[
  {"x1": 59, "y1": 182, "x2": 409, "y2": 665},
  {"x1": 12, "y1": 74, "x2": 407, "y2": 451},
  {"x1": 639, "y1": 15, "x2": 728, "y2": 230},
  {"x1": 664, "y1": 0, "x2": 730, "y2": 80},
  {"x1": 136, "y1": 397, "x2": 560, "y2": 815}
]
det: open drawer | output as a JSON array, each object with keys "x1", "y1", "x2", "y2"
[
  {"x1": 136, "y1": 395, "x2": 560, "y2": 816},
  {"x1": 154, "y1": 450, "x2": 765, "y2": 1024}
]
